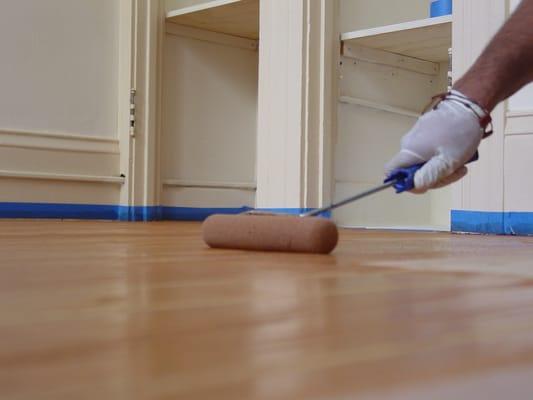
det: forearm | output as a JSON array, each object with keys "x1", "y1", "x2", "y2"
[{"x1": 453, "y1": 0, "x2": 533, "y2": 112}]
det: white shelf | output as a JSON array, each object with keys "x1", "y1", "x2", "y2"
[
  {"x1": 166, "y1": 0, "x2": 259, "y2": 40},
  {"x1": 341, "y1": 16, "x2": 452, "y2": 63}
]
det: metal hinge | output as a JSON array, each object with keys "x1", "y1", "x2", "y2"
[{"x1": 130, "y1": 88, "x2": 136, "y2": 137}]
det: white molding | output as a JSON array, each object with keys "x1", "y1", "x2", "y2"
[
  {"x1": 0, "y1": 129, "x2": 119, "y2": 154},
  {"x1": 316, "y1": 0, "x2": 338, "y2": 208},
  {"x1": 339, "y1": 95, "x2": 421, "y2": 118},
  {"x1": 0, "y1": 170, "x2": 125, "y2": 184},
  {"x1": 117, "y1": 0, "x2": 135, "y2": 206},
  {"x1": 163, "y1": 179, "x2": 256, "y2": 191},
  {"x1": 505, "y1": 110, "x2": 533, "y2": 135},
  {"x1": 166, "y1": 0, "x2": 241, "y2": 19},
  {"x1": 127, "y1": 0, "x2": 162, "y2": 207},
  {"x1": 166, "y1": 22, "x2": 258, "y2": 50},
  {"x1": 342, "y1": 44, "x2": 439, "y2": 76}
]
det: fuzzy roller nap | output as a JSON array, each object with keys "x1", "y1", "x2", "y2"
[{"x1": 202, "y1": 214, "x2": 339, "y2": 254}]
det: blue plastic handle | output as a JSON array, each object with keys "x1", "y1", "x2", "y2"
[{"x1": 385, "y1": 151, "x2": 479, "y2": 193}]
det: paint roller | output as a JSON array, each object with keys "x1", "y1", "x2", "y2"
[{"x1": 202, "y1": 153, "x2": 479, "y2": 254}]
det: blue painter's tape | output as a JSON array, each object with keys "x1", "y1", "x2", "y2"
[
  {"x1": 451, "y1": 210, "x2": 504, "y2": 234},
  {"x1": 0, "y1": 203, "x2": 162, "y2": 222},
  {"x1": 451, "y1": 210, "x2": 533, "y2": 236},
  {"x1": 430, "y1": 0, "x2": 452, "y2": 17},
  {"x1": 137, "y1": 206, "x2": 163, "y2": 221},
  {"x1": 162, "y1": 207, "x2": 332, "y2": 221},
  {"x1": 0, "y1": 203, "x2": 333, "y2": 222},
  {"x1": 118, "y1": 206, "x2": 162, "y2": 222},
  {"x1": 0, "y1": 202, "x2": 120, "y2": 220},
  {"x1": 504, "y1": 213, "x2": 533, "y2": 236}
]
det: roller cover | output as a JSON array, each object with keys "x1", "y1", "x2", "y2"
[{"x1": 202, "y1": 214, "x2": 339, "y2": 254}]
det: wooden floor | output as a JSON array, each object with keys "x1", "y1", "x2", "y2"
[{"x1": 2, "y1": 221, "x2": 533, "y2": 399}]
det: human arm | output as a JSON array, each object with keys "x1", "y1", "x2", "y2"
[{"x1": 386, "y1": 0, "x2": 533, "y2": 192}]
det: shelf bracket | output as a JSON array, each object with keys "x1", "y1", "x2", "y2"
[
  {"x1": 339, "y1": 96, "x2": 421, "y2": 118},
  {"x1": 342, "y1": 44, "x2": 439, "y2": 76}
]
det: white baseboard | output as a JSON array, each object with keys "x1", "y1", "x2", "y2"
[{"x1": 0, "y1": 169, "x2": 124, "y2": 184}]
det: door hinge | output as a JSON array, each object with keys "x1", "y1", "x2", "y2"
[{"x1": 130, "y1": 88, "x2": 136, "y2": 137}]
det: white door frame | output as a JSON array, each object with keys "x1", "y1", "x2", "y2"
[{"x1": 119, "y1": 0, "x2": 165, "y2": 215}]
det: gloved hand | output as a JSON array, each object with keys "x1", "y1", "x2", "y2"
[{"x1": 385, "y1": 90, "x2": 491, "y2": 193}]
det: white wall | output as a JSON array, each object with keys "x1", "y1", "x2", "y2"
[
  {"x1": 334, "y1": 58, "x2": 452, "y2": 228},
  {"x1": 339, "y1": 0, "x2": 428, "y2": 32},
  {"x1": 508, "y1": 0, "x2": 533, "y2": 112},
  {"x1": 504, "y1": 0, "x2": 533, "y2": 215},
  {"x1": 509, "y1": 85, "x2": 533, "y2": 111},
  {"x1": 453, "y1": 0, "x2": 533, "y2": 222},
  {"x1": 451, "y1": 0, "x2": 506, "y2": 214},
  {"x1": 0, "y1": 0, "x2": 120, "y2": 137},
  {"x1": 0, "y1": 0, "x2": 123, "y2": 205},
  {"x1": 161, "y1": 26, "x2": 258, "y2": 208},
  {"x1": 334, "y1": 104, "x2": 433, "y2": 227}
]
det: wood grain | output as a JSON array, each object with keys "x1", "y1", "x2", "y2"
[{"x1": 2, "y1": 221, "x2": 533, "y2": 399}]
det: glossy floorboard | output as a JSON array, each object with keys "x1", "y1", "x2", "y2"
[{"x1": 2, "y1": 221, "x2": 533, "y2": 399}]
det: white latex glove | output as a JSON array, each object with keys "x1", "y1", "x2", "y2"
[{"x1": 385, "y1": 91, "x2": 489, "y2": 193}]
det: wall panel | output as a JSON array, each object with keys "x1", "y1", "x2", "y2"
[
  {"x1": 0, "y1": 0, "x2": 125, "y2": 212},
  {"x1": 161, "y1": 26, "x2": 258, "y2": 208},
  {"x1": 0, "y1": 0, "x2": 120, "y2": 138},
  {"x1": 504, "y1": 135, "x2": 533, "y2": 212}
]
